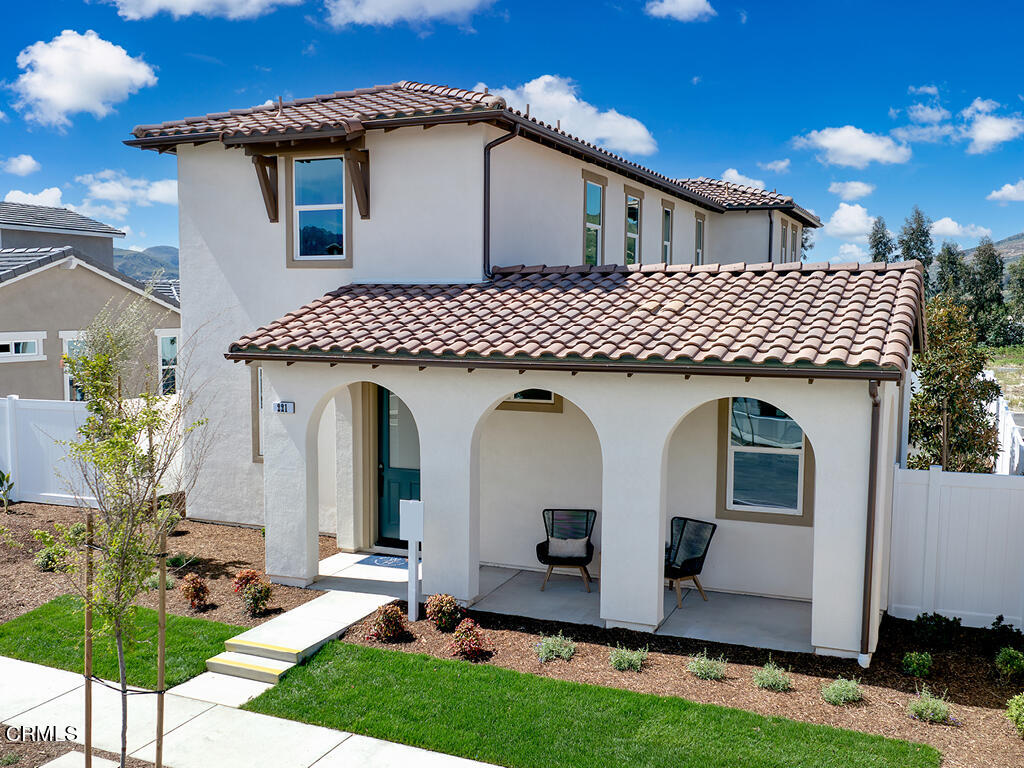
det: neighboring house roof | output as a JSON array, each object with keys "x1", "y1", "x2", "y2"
[
  {"x1": 126, "y1": 81, "x2": 820, "y2": 227},
  {"x1": 151, "y1": 278, "x2": 181, "y2": 304},
  {"x1": 0, "y1": 202, "x2": 125, "y2": 238},
  {"x1": 227, "y1": 260, "x2": 924, "y2": 379},
  {"x1": 0, "y1": 246, "x2": 180, "y2": 310}
]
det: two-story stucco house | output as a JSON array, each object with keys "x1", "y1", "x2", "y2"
[
  {"x1": 127, "y1": 81, "x2": 924, "y2": 665},
  {"x1": 0, "y1": 203, "x2": 180, "y2": 401}
]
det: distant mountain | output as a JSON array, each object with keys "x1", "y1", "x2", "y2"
[
  {"x1": 963, "y1": 231, "x2": 1024, "y2": 267},
  {"x1": 114, "y1": 245, "x2": 179, "y2": 281}
]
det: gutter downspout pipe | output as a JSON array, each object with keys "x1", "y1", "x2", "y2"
[
  {"x1": 859, "y1": 379, "x2": 882, "y2": 667},
  {"x1": 483, "y1": 124, "x2": 521, "y2": 279}
]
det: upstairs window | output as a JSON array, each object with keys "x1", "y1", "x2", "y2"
[
  {"x1": 624, "y1": 193, "x2": 641, "y2": 265},
  {"x1": 780, "y1": 221, "x2": 789, "y2": 262},
  {"x1": 583, "y1": 175, "x2": 605, "y2": 266},
  {"x1": 0, "y1": 332, "x2": 46, "y2": 363},
  {"x1": 661, "y1": 202, "x2": 674, "y2": 264},
  {"x1": 694, "y1": 212, "x2": 706, "y2": 264},
  {"x1": 294, "y1": 157, "x2": 345, "y2": 260},
  {"x1": 791, "y1": 224, "x2": 799, "y2": 262},
  {"x1": 158, "y1": 333, "x2": 178, "y2": 395}
]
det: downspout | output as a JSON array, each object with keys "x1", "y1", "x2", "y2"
[
  {"x1": 767, "y1": 210, "x2": 774, "y2": 263},
  {"x1": 859, "y1": 379, "x2": 882, "y2": 666},
  {"x1": 482, "y1": 124, "x2": 521, "y2": 279}
]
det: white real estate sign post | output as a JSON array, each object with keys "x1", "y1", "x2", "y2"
[{"x1": 399, "y1": 499, "x2": 424, "y2": 621}]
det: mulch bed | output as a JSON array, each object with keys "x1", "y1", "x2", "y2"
[
  {"x1": 351, "y1": 603, "x2": 1024, "y2": 768},
  {"x1": 0, "y1": 735, "x2": 150, "y2": 768},
  {"x1": 0, "y1": 502, "x2": 336, "y2": 627}
]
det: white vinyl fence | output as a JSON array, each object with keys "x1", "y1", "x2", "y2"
[
  {"x1": 889, "y1": 464, "x2": 1024, "y2": 628},
  {"x1": 0, "y1": 395, "x2": 96, "y2": 507}
]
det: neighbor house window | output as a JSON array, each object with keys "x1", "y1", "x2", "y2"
[
  {"x1": 791, "y1": 224, "x2": 800, "y2": 262},
  {"x1": 716, "y1": 398, "x2": 814, "y2": 526},
  {"x1": 0, "y1": 332, "x2": 46, "y2": 363},
  {"x1": 496, "y1": 389, "x2": 564, "y2": 413},
  {"x1": 156, "y1": 331, "x2": 178, "y2": 395},
  {"x1": 661, "y1": 200, "x2": 674, "y2": 264},
  {"x1": 624, "y1": 187, "x2": 643, "y2": 265},
  {"x1": 582, "y1": 170, "x2": 607, "y2": 266},
  {"x1": 287, "y1": 156, "x2": 349, "y2": 268},
  {"x1": 780, "y1": 221, "x2": 789, "y2": 262},
  {"x1": 60, "y1": 332, "x2": 85, "y2": 401},
  {"x1": 694, "y1": 213, "x2": 706, "y2": 264}
]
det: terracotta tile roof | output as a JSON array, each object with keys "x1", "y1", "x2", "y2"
[
  {"x1": 676, "y1": 178, "x2": 793, "y2": 208},
  {"x1": 130, "y1": 81, "x2": 506, "y2": 142},
  {"x1": 229, "y1": 260, "x2": 923, "y2": 375}
]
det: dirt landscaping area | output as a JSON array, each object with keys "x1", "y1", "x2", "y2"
[
  {"x1": 351, "y1": 604, "x2": 1024, "y2": 768},
  {"x1": 0, "y1": 502, "x2": 336, "y2": 627}
]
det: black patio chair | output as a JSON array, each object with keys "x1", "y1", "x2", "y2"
[
  {"x1": 535, "y1": 508, "x2": 597, "y2": 592},
  {"x1": 665, "y1": 516, "x2": 717, "y2": 607}
]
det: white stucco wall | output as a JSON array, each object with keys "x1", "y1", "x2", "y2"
[{"x1": 710, "y1": 209, "x2": 770, "y2": 265}]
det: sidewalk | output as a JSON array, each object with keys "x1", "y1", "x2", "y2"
[{"x1": 1, "y1": 655, "x2": 493, "y2": 768}]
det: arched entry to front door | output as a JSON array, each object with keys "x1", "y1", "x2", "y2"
[{"x1": 377, "y1": 386, "x2": 421, "y2": 547}]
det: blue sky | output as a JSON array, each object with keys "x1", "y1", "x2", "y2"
[{"x1": 3, "y1": 0, "x2": 1023, "y2": 259}]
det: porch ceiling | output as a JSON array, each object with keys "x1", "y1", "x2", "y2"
[{"x1": 227, "y1": 260, "x2": 924, "y2": 378}]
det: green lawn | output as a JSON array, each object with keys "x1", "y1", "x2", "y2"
[
  {"x1": 0, "y1": 595, "x2": 243, "y2": 689},
  {"x1": 986, "y1": 344, "x2": 1024, "y2": 410},
  {"x1": 245, "y1": 642, "x2": 941, "y2": 768}
]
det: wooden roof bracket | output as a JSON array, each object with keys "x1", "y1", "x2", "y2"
[
  {"x1": 345, "y1": 149, "x2": 370, "y2": 219},
  {"x1": 251, "y1": 155, "x2": 279, "y2": 222}
]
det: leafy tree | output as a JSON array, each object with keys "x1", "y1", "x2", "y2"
[
  {"x1": 801, "y1": 226, "x2": 814, "y2": 260},
  {"x1": 867, "y1": 216, "x2": 896, "y2": 263},
  {"x1": 898, "y1": 206, "x2": 935, "y2": 291},
  {"x1": 909, "y1": 296, "x2": 1000, "y2": 472},
  {"x1": 968, "y1": 237, "x2": 1017, "y2": 345},
  {"x1": 934, "y1": 241, "x2": 967, "y2": 301},
  {"x1": 55, "y1": 293, "x2": 208, "y2": 767},
  {"x1": 1007, "y1": 259, "x2": 1024, "y2": 318}
]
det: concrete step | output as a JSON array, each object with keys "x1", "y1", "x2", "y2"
[
  {"x1": 206, "y1": 652, "x2": 295, "y2": 684},
  {"x1": 225, "y1": 636, "x2": 305, "y2": 663}
]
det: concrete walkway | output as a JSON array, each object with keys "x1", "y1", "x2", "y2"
[{"x1": 1, "y1": 656, "x2": 493, "y2": 768}]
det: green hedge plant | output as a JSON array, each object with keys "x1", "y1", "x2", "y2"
[{"x1": 687, "y1": 650, "x2": 727, "y2": 681}]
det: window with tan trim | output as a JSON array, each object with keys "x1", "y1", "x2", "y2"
[
  {"x1": 715, "y1": 398, "x2": 814, "y2": 526},
  {"x1": 694, "y1": 212, "x2": 706, "y2": 264},
  {"x1": 791, "y1": 224, "x2": 800, "y2": 262},
  {"x1": 780, "y1": 220, "x2": 789, "y2": 262},
  {"x1": 285, "y1": 155, "x2": 352, "y2": 269},
  {"x1": 624, "y1": 186, "x2": 643, "y2": 265},
  {"x1": 582, "y1": 170, "x2": 607, "y2": 266},
  {"x1": 661, "y1": 199, "x2": 674, "y2": 264}
]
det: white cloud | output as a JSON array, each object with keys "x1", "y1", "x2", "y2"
[
  {"x1": 930, "y1": 216, "x2": 992, "y2": 239},
  {"x1": 12, "y1": 30, "x2": 156, "y2": 128},
  {"x1": 0, "y1": 110, "x2": 6, "y2": 122},
  {"x1": 75, "y1": 170, "x2": 178, "y2": 212},
  {"x1": 888, "y1": 107, "x2": 900, "y2": 120},
  {"x1": 691, "y1": 75, "x2": 700, "y2": 86},
  {"x1": 794, "y1": 125, "x2": 911, "y2": 168},
  {"x1": 828, "y1": 181, "x2": 874, "y2": 201},
  {"x1": 908, "y1": 85, "x2": 939, "y2": 97},
  {"x1": 838, "y1": 243, "x2": 867, "y2": 261},
  {"x1": 644, "y1": 0, "x2": 716, "y2": 22},
  {"x1": 2, "y1": 154, "x2": 41, "y2": 176},
  {"x1": 891, "y1": 123, "x2": 955, "y2": 143},
  {"x1": 325, "y1": 0, "x2": 492, "y2": 27},
  {"x1": 962, "y1": 113, "x2": 1024, "y2": 154},
  {"x1": 721, "y1": 168, "x2": 764, "y2": 189},
  {"x1": 961, "y1": 97, "x2": 999, "y2": 120},
  {"x1": 4, "y1": 187, "x2": 64, "y2": 207},
  {"x1": 738, "y1": 8, "x2": 747, "y2": 23},
  {"x1": 476, "y1": 75, "x2": 657, "y2": 156},
  {"x1": 987, "y1": 179, "x2": 1024, "y2": 203},
  {"x1": 105, "y1": 0, "x2": 301, "y2": 19},
  {"x1": 907, "y1": 103, "x2": 950, "y2": 124},
  {"x1": 823, "y1": 202, "x2": 874, "y2": 242},
  {"x1": 757, "y1": 158, "x2": 790, "y2": 173}
]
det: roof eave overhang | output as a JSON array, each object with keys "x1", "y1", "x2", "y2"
[
  {"x1": 725, "y1": 203, "x2": 821, "y2": 228},
  {"x1": 224, "y1": 348, "x2": 902, "y2": 381}
]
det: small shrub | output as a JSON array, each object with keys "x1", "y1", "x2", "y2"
[
  {"x1": 425, "y1": 593, "x2": 462, "y2": 632},
  {"x1": 753, "y1": 658, "x2": 792, "y2": 692},
  {"x1": 179, "y1": 573, "x2": 210, "y2": 610},
  {"x1": 687, "y1": 650, "x2": 727, "y2": 680},
  {"x1": 996, "y1": 647, "x2": 1024, "y2": 678},
  {"x1": 902, "y1": 651, "x2": 933, "y2": 677},
  {"x1": 1007, "y1": 693, "x2": 1024, "y2": 738},
  {"x1": 1, "y1": 752, "x2": 21, "y2": 766},
  {"x1": 449, "y1": 618, "x2": 492, "y2": 661},
  {"x1": 232, "y1": 569, "x2": 263, "y2": 594},
  {"x1": 987, "y1": 615, "x2": 1024, "y2": 654},
  {"x1": 912, "y1": 612, "x2": 961, "y2": 650},
  {"x1": 908, "y1": 685, "x2": 957, "y2": 725},
  {"x1": 367, "y1": 604, "x2": 407, "y2": 642},
  {"x1": 33, "y1": 547, "x2": 60, "y2": 573},
  {"x1": 241, "y1": 580, "x2": 273, "y2": 617},
  {"x1": 166, "y1": 552, "x2": 193, "y2": 569},
  {"x1": 31, "y1": 523, "x2": 86, "y2": 572},
  {"x1": 144, "y1": 573, "x2": 176, "y2": 591},
  {"x1": 535, "y1": 632, "x2": 576, "y2": 663},
  {"x1": 822, "y1": 677, "x2": 864, "y2": 706},
  {"x1": 609, "y1": 644, "x2": 647, "y2": 672},
  {"x1": 0, "y1": 469, "x2": 14, "y2": 514}
]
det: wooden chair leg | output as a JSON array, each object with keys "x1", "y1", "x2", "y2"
[
  {"x1": 674, "y1": 579, "x2": 682, "y2": 608},
  {"x1": 579, "y1": 566, "x2": 591, "y2": 593},
  {"x1": 692, "y1": 575, "x2": 709, "y2": 601},
  {"x1": 541, "y1": 564, "x2": 553, "y2": 591}
]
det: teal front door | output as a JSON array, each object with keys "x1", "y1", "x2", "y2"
[{"x1": 377, "y1": 387, "x2": 421, "y2": 547}]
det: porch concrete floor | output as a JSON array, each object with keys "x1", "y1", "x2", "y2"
[{"x1": 314, "y1": 557, "x2": 812, "y2": 654}]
